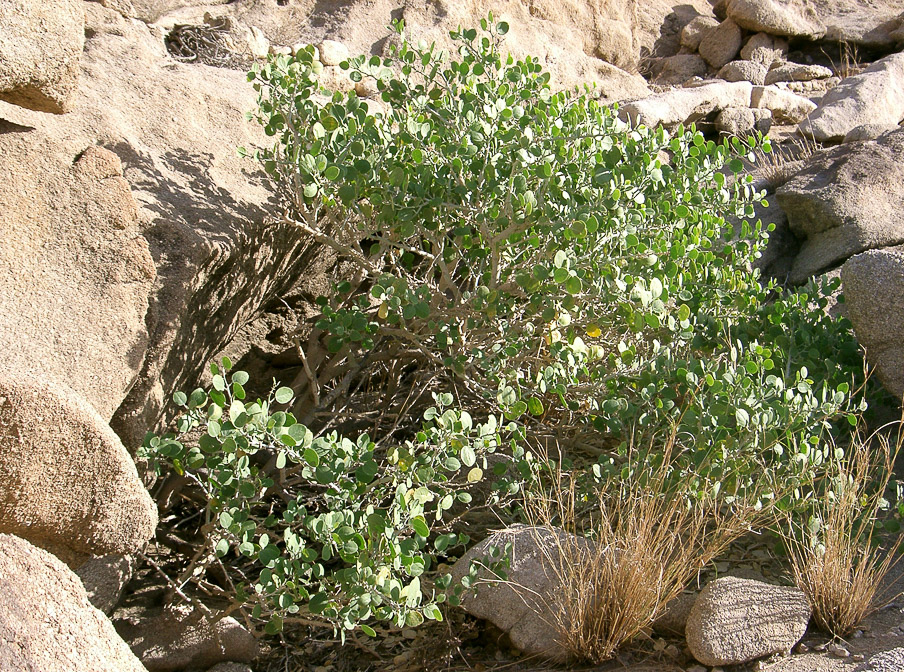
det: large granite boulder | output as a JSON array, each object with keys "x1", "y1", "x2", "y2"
[
  {"x1": 0, "y1": 129, "x2": 155, "y2": 421},
  {"x1": 801, "y1": 52, "x2": 904, "y2": 144},
  {"x1": 842, "y1": 246, "x2": 904, "y2": 402},
  {"x1": 0, "y1": 533, "x2": 146, "y2": 672},
  {"x1": 0, "y1": 0, "x2": 85, "y2": 113},
  {"x1": 0, "y1": 374, "x2": 157, "y2": 567},
  {"x1": 776, "y1": 128, "x2": 904, "y2": 283}
]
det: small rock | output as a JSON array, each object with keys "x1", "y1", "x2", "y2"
[
  {"x1": 685, "y1": 577, "x2": 810, "y2": 666},
  {"x1": 828, "y1": 642, "x2": 851, "y2": 658},
  {"x1": 649, "y1": 54, "x2": 708, "y2": 85},
  {"x1": 853, "y1": 654, "x2": 865, "y2": 662},
  {"x1": 765, "y1": 62, "x2": 833, "y2": 85},
  {"x1": 245, "y1": 26, "x2": 269, "y2": 59},
  {"x1": 751, "y1": 85, "x2": 816, "y2": 124},
  {"x1": 715, "y1": 106, "x2": 772, "y2": 136},
  {"x1": 680, "y1": 16, "x2": 719, "y2": 52},
  {"x1": 355, "y1": 79, "x2": 380, "y2": 98},
  {"x1": 796, "y1": 643, "x2": 809, "y2": 653},
  {"x1": 317, "y1": 40, "x2": 350, "y2": 66},
  {"x1": 699, "y1": 18, "x2": 744, "y2": 70},
  {"x1": 719, "y1": 60, "x2": 769, "y2": 85},
  {"x1": 740, "y1": 32, "x2": 788, "y2": 66},
  {"x1": 269, "y1": 44, "x2": 291, "y2": 56}
]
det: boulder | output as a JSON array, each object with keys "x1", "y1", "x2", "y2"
[
  {"x1": 0, "y1": 129, "x2": 155, "y2": 421},
  {"x1": 653, "y1": 591, "x2": 697, "y2": 635},
  {"x1": 801, "y1": 52, "x2": 904, "y2": 144},
  {"x1": 649, "y1": 54, "x2": 709, "y2": 85},
  {"x1": 855, "y1": 647, "x2": 904, "y2": 672},
  {"x1": 751, "y1": 85, "x2": 816, "y2": 124},
  {"x1": 776, "y1": 128, "x2": 904, "y2": 282},
  {"x1": 0, "y1": 0, "x2": 84, "y2": 113},
  {"x1": 764, "y1": 62, "x2": 833, "y2": 85},
  {"x1": 842, "y1": 247, "x2": 904, "y2": 401},
  {"x1": 698, "y1": 18, "x2": 743, "y2": 70},
  {"x1": 685, "y1": 577, "x2": 810, "y2": 666},
  {"x1": 719, "y1": 60, "x2": 769, "y2": 85},
  {"x1": 0, "y1": 373, "x2": 157, "y2": 567},
  {"x1": 0, "y1": 534, "x2": 146, "y2": 672},
  {"x1": 75, "y1": 554, "x2": 137, "y2": 615},
  {"x1": 680, "y1": 15, "x2": 720, "y2": 51},
  {"x1": 844, "y1": 123, "x2": 901, "y2": 143},
  {"x1": 116, "y1": 604, "x2": 258, "y2": 672},
  {"x1": 740, "y1": 32, "x2": 787, "y2": 66},
  {"x1": 726, "y1": 0, "x2": 826, "y2": 39},
  {"x1": 619, "y1": 81, "x2": 753, "y2": 128},
  {"x1": 451, "y1": 525, "x2": 591, "y2": 660},
  {"x1": 819, "y1": 1, "x2": 904, "y2": 48},
  {"x1": 715, "y1": 106, "x2": 773, "y2": 136}
]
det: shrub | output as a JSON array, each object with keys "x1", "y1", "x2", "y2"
[
  {"x1": 247, "y1": 16, "x2": 866, "y2": 500},
  {"x1": 141, "y1": 357, "x2": 533, "y2": 634}
]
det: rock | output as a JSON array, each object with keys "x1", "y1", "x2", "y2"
[
  {"x1": 245, "y1": 25, "x2": 269, "y2": 59},
  {"x1": 719, "y1": 60, "x2": 769, "y2": 86},
  {"x1": 680, "y1": 16, "x2": 720, "y2": 51},
  {"x1": 0, "y1": 130, "x2": 155, "y2": 421},
  {"x1": 777, "y1": 128, "x2": 904, "y2": 283},
  {"x1": 0, "y1": 0, "x2": 84, "y2": 113},
  {"x1": 726, "y1": 0, "x2": 826, "y2": 39},
  {"x1": 764, "y1": 62, "x2": 833, "y2": 86},
  {"x1": 740, "y1": 32, "x2": 788, "y2": 66},
  {"x1": 206, "y1": 664, "x2": 254, "y2": 672},
  {"x1": 801, "y1": 52, "x2": 904, "y2": 144},
  {"x1": 716, "y1": 106, "x2": 773, "y2": 136},
  {"x1": 619, "y1": 81, "x2": 753, "y2": 128},
  {"x1": 751, "y1": 85, "x2": 816, "y2": 124},
  {"x1": 844, "y1": 123, "x2": 901, "y2": 143},
  {"x1": 75, "y1": 554, "x2": 137, "y2": 615},
  {"x1": 820, "y1": 1, "x2": 904, "y2": 48},
  {"x1": 685, "y1": 577, "x2": 810, "y2": 666},
  {"x1": 738, "y1": 199, "x2": 800, "y2": 277},
  {"x1": 450, "y1": 525, "x2": 590, "y2": 660},
  {"x1": 855, "y1": 647, "x2": 904, "y2": 671},
  {"x1": 0, "y1": 373, "x2": 157, "y2": 567},
  {"x1": 116, "y1": 604, "x2": 258, "y2": 672},
  {"x1": 0, "y1": 534, "x2": 146, "y2": 671},
  {"x1": 698, "y1": 18, "x2": 743, "y2": 70},
  {"x1": 653, "y1": 591, "x2": 698, "y2": 635},
  {"x1": 842, "y1": 247, "x2": 904, "y2": 401},
  {"x1": 317, "y1": 39, "x2": 349, "y2": 66},
  {"x1": 649, "y1": 54, "x2": 709, "y2": 85}
]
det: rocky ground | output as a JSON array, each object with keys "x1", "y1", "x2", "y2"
[{"x1": 3, "y1": 0, "x2": 904, "y2": 670}]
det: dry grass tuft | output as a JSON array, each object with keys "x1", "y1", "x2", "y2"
[
  {"x1": 527, "y1": 432, "x2": 771, "y2": 663},
  {"x1": 785, "y1": 424, "x2": 904, "y2": 639}
]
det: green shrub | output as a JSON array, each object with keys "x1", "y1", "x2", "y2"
[
  {"x1": 141, "y1": 357, "x2": 531, "y2": 634},
  {"x1": 247, "y1": 16, "x2": 865, "y2": 497}
]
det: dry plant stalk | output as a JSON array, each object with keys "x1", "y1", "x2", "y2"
[
  {"x1": 526, "y1": 432, "x2": 770, "y2": 663},
  {"x1": 785, "y1": 424, "x2": 904, "y2": 638}
]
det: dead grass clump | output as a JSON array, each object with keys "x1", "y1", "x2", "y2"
[
  {"x1": 528, "y1": 433, "x2": 771, "y2": 664},
  {"x1": 785, "y1": 424, "x2": 904, "y2": 639}
]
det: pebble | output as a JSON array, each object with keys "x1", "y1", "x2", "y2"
[
  {"x1": 828, "y1": 642, "x2": 850, "y2": 658},
  {"x1": 853, "y1": 654, "x2": 865, "y2": 662},
  {"x1": 796, "y1": 643, "x2": 809, "y2": 653}
]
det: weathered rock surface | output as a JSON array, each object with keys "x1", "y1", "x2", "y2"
[
  {"x1": 653, "y1": 591, "x2": 698, "y2": 635},
  {"x1": 752, "y1": 85, "x2": 817, "y2": 124},
  {"x1": 855, "y1": 647, "x2": 904, "y2": 672},
  {"x1": 317, "y1": 39, "x2": 349, "y2": 66},
  {"x1": 0, "y1": 0, "x2": 85, "y2": 113},
  {"x1": 116, "y1": 604, "x2": 258, "y2": 672},
  {"x1": 0, "y1": 534, "x2": 146, "y2": 672},
  {"x1": 451, "y1": 525, "x2": 590, "y2": 660},
  {"x1": 680, "y1": 15, "x2": 719, "y2": 51},
  {"x1": 776, "y1": 128, "x2": 904, "y2": 283},
  {"x1": 844, "y1": 123, "x2": 901, "y2": 143},
  {"x1": 740, "y1": 32, "x2": 787, "y2": 66},
  {"x1": 699, "y1": 18, "x2": 743, "y2": 69},
  {"x1": 801, "y1": 52, "x2": 904, "y2": 143},
  {"x1": 764, "y1": 62, "x2": 833, "y2": 86},
  {"x1": 0, "y1": 129, "x2": 155, "y2": 421},
  {"x1": 719, "y1": 60, "x2": 769, "y2": 85},
  {"x1": 726, "y1": 0, "x2": 825, "y2": 39},
  {"x1": 686, "y1": 577, "x2": 810, "y2": 666},
  {"x1": 649, "y1": 54, "x2": 709, "y2": 85},
  {"x1": 76, "y1": 554, "x2": 137, "y2": 615},
  {"x1": 619, "y1": 81, "x2": 753, "y2": 128},
  {"x1": 716, "y1": 106, "x2": 772, "y2": 136},
  {"x1": 842, "y1": 247, "x2": 904, "y2": 402},
  {"x1": 0, "y1": 374, "x2": 157, "y2": 567}
]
